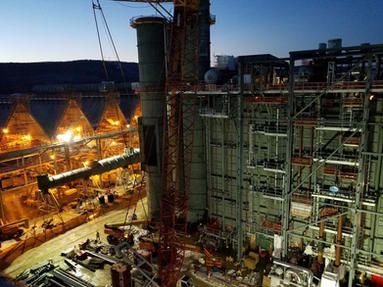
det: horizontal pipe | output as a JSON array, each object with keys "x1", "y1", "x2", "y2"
[
  {"x1": 315, "y1": 126, "x2": 361, "y2": 132},
  {"x1": 313, "y1": 158, "x2": 359, "y2": 167},
  {"x1": 37, "y1": 149, "x2": 140, "y2": 192}
]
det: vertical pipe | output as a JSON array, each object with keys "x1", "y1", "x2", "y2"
[
  {"x1": 335, "y1": 215, "x2": 343, "y2": 267},
  {"x1": 236, "y1": 59, "x2": 244, "y2": 260},
  {"x1": 0, "y1": 181, "x2": 5, "y2": 223},
  {"x1": 96, "y1": 137, "x2": 103, "y2": 188},
  {"x1": 132, "y1": 16, "x2": 166, "y2": 220},
  {"x1": 206, "y1": 118, "x2": 212, "y2": 219},
  {"x1": 318, "y1": 221, "x2": 325, "y2": 264},
  {"x1": 248, "y1": 124, "x2": 253, "y2": 165},
  {"x1": 221, "y1": 119, "x2": 225, "y2": 231},
  {"x1": 282, "y1": 55, "x2": 295, "y2": 258}
]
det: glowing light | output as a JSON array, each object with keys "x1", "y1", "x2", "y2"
[
  {"x1": 134, "y1": 115, "x2": 139, "y2": 121},
  {"x1": 75, "y1": 126, "x2": 82, "y2": 132},
  {"x1": 50, "y1": 154, "x2": 56, "y2": 160},
  {"x1": 369, "y1": 95, "x2": 375, "y2": 101},
  {"x1": 2, "y1": 128, "x2": 9, "y2": 134},
  {"x1": 126, "y1": 124, "x2": 131, "y2": 129},
  {"x1": 83, "y1": 161, "x2": 90, "y2": 167},
  {"x1": 57, "y1": 130, "x2": 73, "y2": 143},
  {"x1": 21, "y1": 134, "x2": 32, "y2": 141},
  {"x1": 107, "y1": 118, "x2": 121, "y2": 126}
]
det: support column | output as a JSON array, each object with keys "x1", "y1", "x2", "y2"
[
  {"x1": 0, "y1": 180, "x2": 5, "y2": 223},
  {"x1": 205, "y1": 118, "x2": 212, "y2": 219},
  {"x1": 221, "y1": 119, "x2": 225, "y2": 230},
  {"x1": 348, "y1": 53, "x2": 373, "y2": 287},
  {"x1": 64, "y1": 144, "x2": 72, "y2": 170},
  {"x1": 96, "y1": 137, "x2": 102, "y2": 160},
  {"x1": 282, "y1": 56, "x2": 295, "y2": 258},
  {"x1": 22, "y1": 156, "x2": 28, "y2": 185},
  {"x1": 236, "y1": 60, "x2": 244, "y2": 260}
]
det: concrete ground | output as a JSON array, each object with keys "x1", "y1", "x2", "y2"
[{"x1": 5, "y1": 197, "x2": 148, "y2": 287}]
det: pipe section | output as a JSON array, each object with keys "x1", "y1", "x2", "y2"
[
  {"x1": 132, "y1": 16, "x2": 166, "y2": 220},
  {"x1": 37, "y1": 149, "x2": 140, "y2": 192}
]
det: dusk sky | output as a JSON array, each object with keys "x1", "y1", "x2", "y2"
[{"x1": 1, "y1": 0, "x2": 382, "y2": 63}]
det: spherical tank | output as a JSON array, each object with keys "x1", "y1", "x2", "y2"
[{"x1": 204, "y1": 68, "x2": 220, "y2": 84}]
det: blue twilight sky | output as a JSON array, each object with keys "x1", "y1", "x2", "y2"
[{"x1": 0, "y1": 0, "x2": 382, "y2": 63}]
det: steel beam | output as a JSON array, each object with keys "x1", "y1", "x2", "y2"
[
  {"x1": 236, "y1": 60, "x2": 244, "y2": 260},
  {"x1": 0, "y1": 128, "x2": 137, "y2": 162},
  {"x1": 282, "y1": 56, "x2": 295, "y2": 258},
  {"x1": 348, "y1": 53, "x2": 373, "y2": 287}
]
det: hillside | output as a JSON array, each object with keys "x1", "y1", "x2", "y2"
[{"x1": 0, "y1": 60, "x2": 138, "y2": 94}]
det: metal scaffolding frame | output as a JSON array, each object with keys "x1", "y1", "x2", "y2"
[{"x1": 200, "y1": 44, "x2": 383, "y2": 284}]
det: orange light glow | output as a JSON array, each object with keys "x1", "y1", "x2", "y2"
[
  {"x1": 21, "y1": 134, "x2": 32, "y2": 141},
  {"x1": 2, "y1": 128, "x2": 9, "y2": 134}
]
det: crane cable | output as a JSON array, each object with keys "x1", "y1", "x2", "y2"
[
  {"x1": 92, "y1": 0, "x2": 127, "y2": 84},
  {"x1": 92, "y1": 0, "x2": 109, "y2": 80},
  {"x1": 92, "y1": 0, "x2": 130, "y2": 148}
]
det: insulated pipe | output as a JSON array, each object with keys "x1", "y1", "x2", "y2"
[
  {"x1": 318, "y1": 221, "x2": 325, "y2": 264},
  {"x1": 37, "y1": 150, "x2": 140, "y2": 192},
  {"x1": 335, "y1": 215, "x2": 343, "y2": 267},
  {"x1": 131, "y1": 16, "x2": 166, "y2": 220}
]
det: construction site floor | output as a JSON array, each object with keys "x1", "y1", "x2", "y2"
[{"x1": 4, "y1": 198, "x2": 148, "y2": 287}]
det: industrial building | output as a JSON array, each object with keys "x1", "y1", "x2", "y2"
[{"x1": 1, "y1": 0, "x2": 383, "y2": 287}]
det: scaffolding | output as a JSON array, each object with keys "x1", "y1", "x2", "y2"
[{"x1": 199, "y1": 43, "x2": 383, "y2": 283}]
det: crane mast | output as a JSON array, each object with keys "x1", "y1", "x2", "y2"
[
  {"x1": 159, "y1": 1, "x2": 200, "y2": 286},
  {"x1": 116, "y1": 1, "x2": 202, "y2": 286}
]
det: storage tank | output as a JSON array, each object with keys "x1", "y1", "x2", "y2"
[
  {"x1": 328, "y1": 38, "x2": 342, "y2": 49},
  {"x1": 204, "y1": 68, "x2": 220, "y2": 84},
  {"x1": 318, "y1": 43, "x2": 327, "y2": 50},
  {"x1": 215, "y1": 55, "x2": 236, "y2": 71},
  {"x1": 131, "y1": 16, "x2": 166, "y2": 220}
]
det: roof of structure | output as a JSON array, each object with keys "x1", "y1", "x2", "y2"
[
  {"x1": 30, "y1": 99, "x2": 68, "y2": 137},
  {"x1": 81, "y1": 96, "x2": 106, "y2": 129},
  {"x1": 119, "y1": 94, "x2": 139, "y2": 121},
  {"x1": 0, "y1": 101, "x2": 12, "y2": 128}
]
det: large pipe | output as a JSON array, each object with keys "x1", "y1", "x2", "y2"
[
  {"x1": 335, "y1": 215, "x2": 343, "y2": 267},
  {"x1": 37, "y1": 149, "x2": 140, "y2": 192},
  {"x1": 131, "y1": 16, "x2": 166, "y2": 220},
  {"x1": 318, "y1": 221, "x2": 325, "y2": 264},
  {"x1": 198, "y1": 0, "x2": 211, "y2": 80}
]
